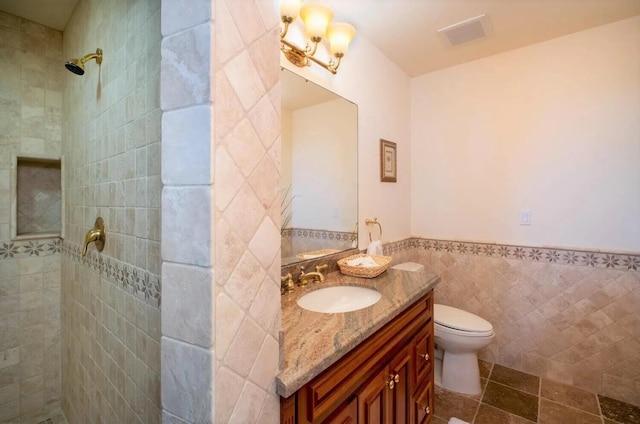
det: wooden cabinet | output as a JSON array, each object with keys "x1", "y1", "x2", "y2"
[
  {"x1": 411, "y1": 380, "x2": 434, "y2": 424},
  {"x1": 326, "y1": 398, "x2": 357, "y2": 424},
  {"x1": 358, "y1": 367, "x2": 390, "y2": 424},
  {"x1": 281, "y1": 290, "x2": 434, "y2": 424},
  {"x1": 388, "y1": 344, "x2": 411, "y2": 423}
]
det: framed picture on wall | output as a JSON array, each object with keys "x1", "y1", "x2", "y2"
[{"x1": 380, "y1": 139, "x2": 397, "y2": 182}]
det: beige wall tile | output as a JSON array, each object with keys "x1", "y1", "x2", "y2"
[
  {"x1": 161, "y1": 186, "x2": 212, "y2": 266},
  {"x1": 421, "y1": 245, "x2": 640, "y2": 406},
  {"x1": 161, "y1": 105, "x2": 213, "y2": 185},
  {"x1": 214, "y1": 366, "x2": 245, "y2": 424},
  {"x1": 160, "y1": 24, "x2": 212, "y2": 110},
  {"x1": 162, "y1": 263, "x2": 213, "y2": 347},
  {"x1": 161, "y1": 337, "x2": 213, "y2": 422}
]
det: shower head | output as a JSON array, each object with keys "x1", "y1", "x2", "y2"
[
  {"x1": 65, "y1": 58, "x2": 85, "y2": 75},
  {"x1": 65, "y1": 48, "x2": 103, "y2": 75}
]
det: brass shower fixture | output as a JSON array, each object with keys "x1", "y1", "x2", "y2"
[{"x1": 65, "y1": 48, "x2": 103, "y2": 75}]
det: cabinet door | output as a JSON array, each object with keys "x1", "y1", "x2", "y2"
[
  {"x1": 281, "y1": 395, "x2": 296, "y2": 424},
  {"x1": 325, "y1": 397, "x2": 357, "y2": 424},
  {"x1": 411, "y1": 380, "x2": 434, "y2": 424},
  {"x1": 389, "y1": 344, "x2": 412, "y2": 423},
  {"x1": 357, "y1": 367, "x2": 391, "y2": 424}
]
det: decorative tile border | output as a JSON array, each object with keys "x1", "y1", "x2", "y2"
[
  {"x1": 382, "y1": 238, "x2": 640, "y2": 271},
  {"x1": 281, "y1": 228, "x2": 357, "y2": 242},
  {"x1": 62, "y1": 240, "x2": 161, "y2": 309},
  {"x1": 381, "y1": 238, "x2": 415, "y2": 255},
  {"x1": 0, "y1": 238, "x2": 161, "y2": 307},
  {"x1": 0, "y1": 238, "x2": 62, "y2": 259}
]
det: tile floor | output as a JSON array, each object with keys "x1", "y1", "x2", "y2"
[{"x1": 433, "y1": 361, "x2": 640, "y2": 424}]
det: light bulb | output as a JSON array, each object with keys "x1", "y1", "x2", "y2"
[
  {"x1": 280, "y1": 0, "x2": 301, "y2": 20},
  {"x1": 327, "y1": 22, "x2": 356, "y2": 56},
  {"x1": 300, "y1": 3, "x2": 333, "y2": 39}
]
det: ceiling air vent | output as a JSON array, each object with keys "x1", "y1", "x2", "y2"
[{"x1": 437, "y1": 14, "x2": 492, "y2": 47}]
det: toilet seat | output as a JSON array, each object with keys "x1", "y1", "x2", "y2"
[{"x1": 435, "y1": 304, "x2": 494, "y2": 337}]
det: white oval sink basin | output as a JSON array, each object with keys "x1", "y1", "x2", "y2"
[{"x1": 297, "y1": 286, "x2": 382, "y2": 313}]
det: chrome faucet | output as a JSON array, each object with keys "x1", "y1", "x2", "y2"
[
  {"x1": 298, "y1": 264, "x2": 328, "y2": 285},
  {"x1": 82, "y1": 217, "x2": 106, "y2": 256}
]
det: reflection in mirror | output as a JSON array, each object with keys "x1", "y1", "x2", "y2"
[{"x1": 281, "y1": 69, "x2": 358, "y2": 266}]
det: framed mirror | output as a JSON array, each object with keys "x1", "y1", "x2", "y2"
[{"x1": 281, "y1": 69, "x2": 358, "y2": 266}]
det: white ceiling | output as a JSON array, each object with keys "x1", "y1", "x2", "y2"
[
  {"x1": 317, "y1": 0, "x2": 640, "y2": 76},
  {"x1": 1, "y1": 0, "x2": 639, "y2": 76},
  {"x1": 0, "y1": 0, "x2": 78, "y2": 31}
]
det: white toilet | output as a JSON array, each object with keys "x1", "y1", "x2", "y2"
[{"x1": 434, "y1": 304, "x2": 495, "y2": 395}]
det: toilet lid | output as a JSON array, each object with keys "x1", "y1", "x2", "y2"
[{"x1": 435, "y1": 304, "x2": 493, "y2": 333}]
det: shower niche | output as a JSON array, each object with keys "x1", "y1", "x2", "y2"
[{"x1": 11, "y1": 155, "x2": 63, "y2": 239}]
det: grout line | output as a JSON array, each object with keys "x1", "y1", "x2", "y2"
[
  {"x1": 596, "y1": 394, "x2": 606, "y2": 424},
  {"x1": 537, "y1": 376, "x2": 541, "y2": 424},
  {"x1": 471, "y1": 362, "x2": 493, "y2": 423}
]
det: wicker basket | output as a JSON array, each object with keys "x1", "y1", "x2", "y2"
[
  {"x1": 296, "y1": 249, "x2": 341, "y2": 260},
  {"x1": 337, "y1": 254, "x2": 392, "y2": 278}
]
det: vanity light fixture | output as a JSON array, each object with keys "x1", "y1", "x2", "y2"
[{"x1": 280, "y1": 0, "x2": 356, "y2": 74}]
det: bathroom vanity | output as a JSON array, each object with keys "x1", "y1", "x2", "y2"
[{"x1": 278, "y1": 268, "x2": 439, "y2": 423}]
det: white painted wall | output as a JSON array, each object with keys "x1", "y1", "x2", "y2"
[
  {"x1": 410, "y1": 16, "x2": 640, "y2": 252},
  {"x1": 282, "y1": 33, "x2": 412, "y2": 248}
]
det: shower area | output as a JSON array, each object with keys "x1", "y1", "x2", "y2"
[{"x1": 0, "y1": 0, "x2": 162, "y2": 422}]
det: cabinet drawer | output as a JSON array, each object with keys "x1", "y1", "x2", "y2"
[
  {"x1": 412, "y1": 379, "x2": 434, "y2": 424},
  {"x1": 412, "y1": 325, "x2": 434, "y2": 388}
]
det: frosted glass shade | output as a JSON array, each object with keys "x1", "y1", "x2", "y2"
[
  {"x1": 280, "y1": 0, "x2": 301, "y2": 20},
  {"x1": 327, "y1": 23, "x2": 356, "y2": 55},
  {"x1": 300, "y1": 3, "x2": 333, "y2": 39}
]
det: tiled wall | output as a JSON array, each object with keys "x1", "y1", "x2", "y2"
[
  {"x1": 61, "y1": 0, "x2": 162, "y2": 422},
  {"x1": 383, "y1": 238, "x2": 640, "y2": 407},
  {"x1": 0, "y1": 240, "x2": 62, "y2": 423},
  {"x1": 213, "y1": 1, "x2": 280, "y2": 420},
  {"x1": 160, "y1": 0, "x2": 281, "y2": 422},
  {"x1": 0, "y1": 11, "x2": 64, "y2": 423}
]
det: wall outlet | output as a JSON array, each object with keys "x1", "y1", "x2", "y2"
[{"x1": 520, "y1": 209, "x2": 532, "y2": 225}]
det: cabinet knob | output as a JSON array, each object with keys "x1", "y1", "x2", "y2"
[
  {"x1": 420, "y1": 353, "x2": 430, "y2": 362},
  {"x1": 387, "y1": 374, "x2": 400, "y2": 389},
  {"x1": 421, "y1": 405, "x2": 431, "y2": 415}
]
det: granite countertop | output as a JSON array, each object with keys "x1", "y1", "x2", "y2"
[{"x1": 276, "y1": 267, "x2": 440, "y2": 398}]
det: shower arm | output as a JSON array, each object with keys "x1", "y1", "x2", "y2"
[{"x1": 80, "y1": 48, "x2": 103, "y2": 65}]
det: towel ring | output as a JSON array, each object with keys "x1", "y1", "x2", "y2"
[{"x1": 365, "y1": 218, "x2": 382, "y2": 242}]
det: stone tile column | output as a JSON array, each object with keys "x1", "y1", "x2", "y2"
[{"x1": 160, "y1": 0, "x2": 281, "y2": 422}]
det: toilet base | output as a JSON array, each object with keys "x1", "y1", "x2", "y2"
[{"x1": 439, "y1": 350, "x2": 482, "y2": 395}]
